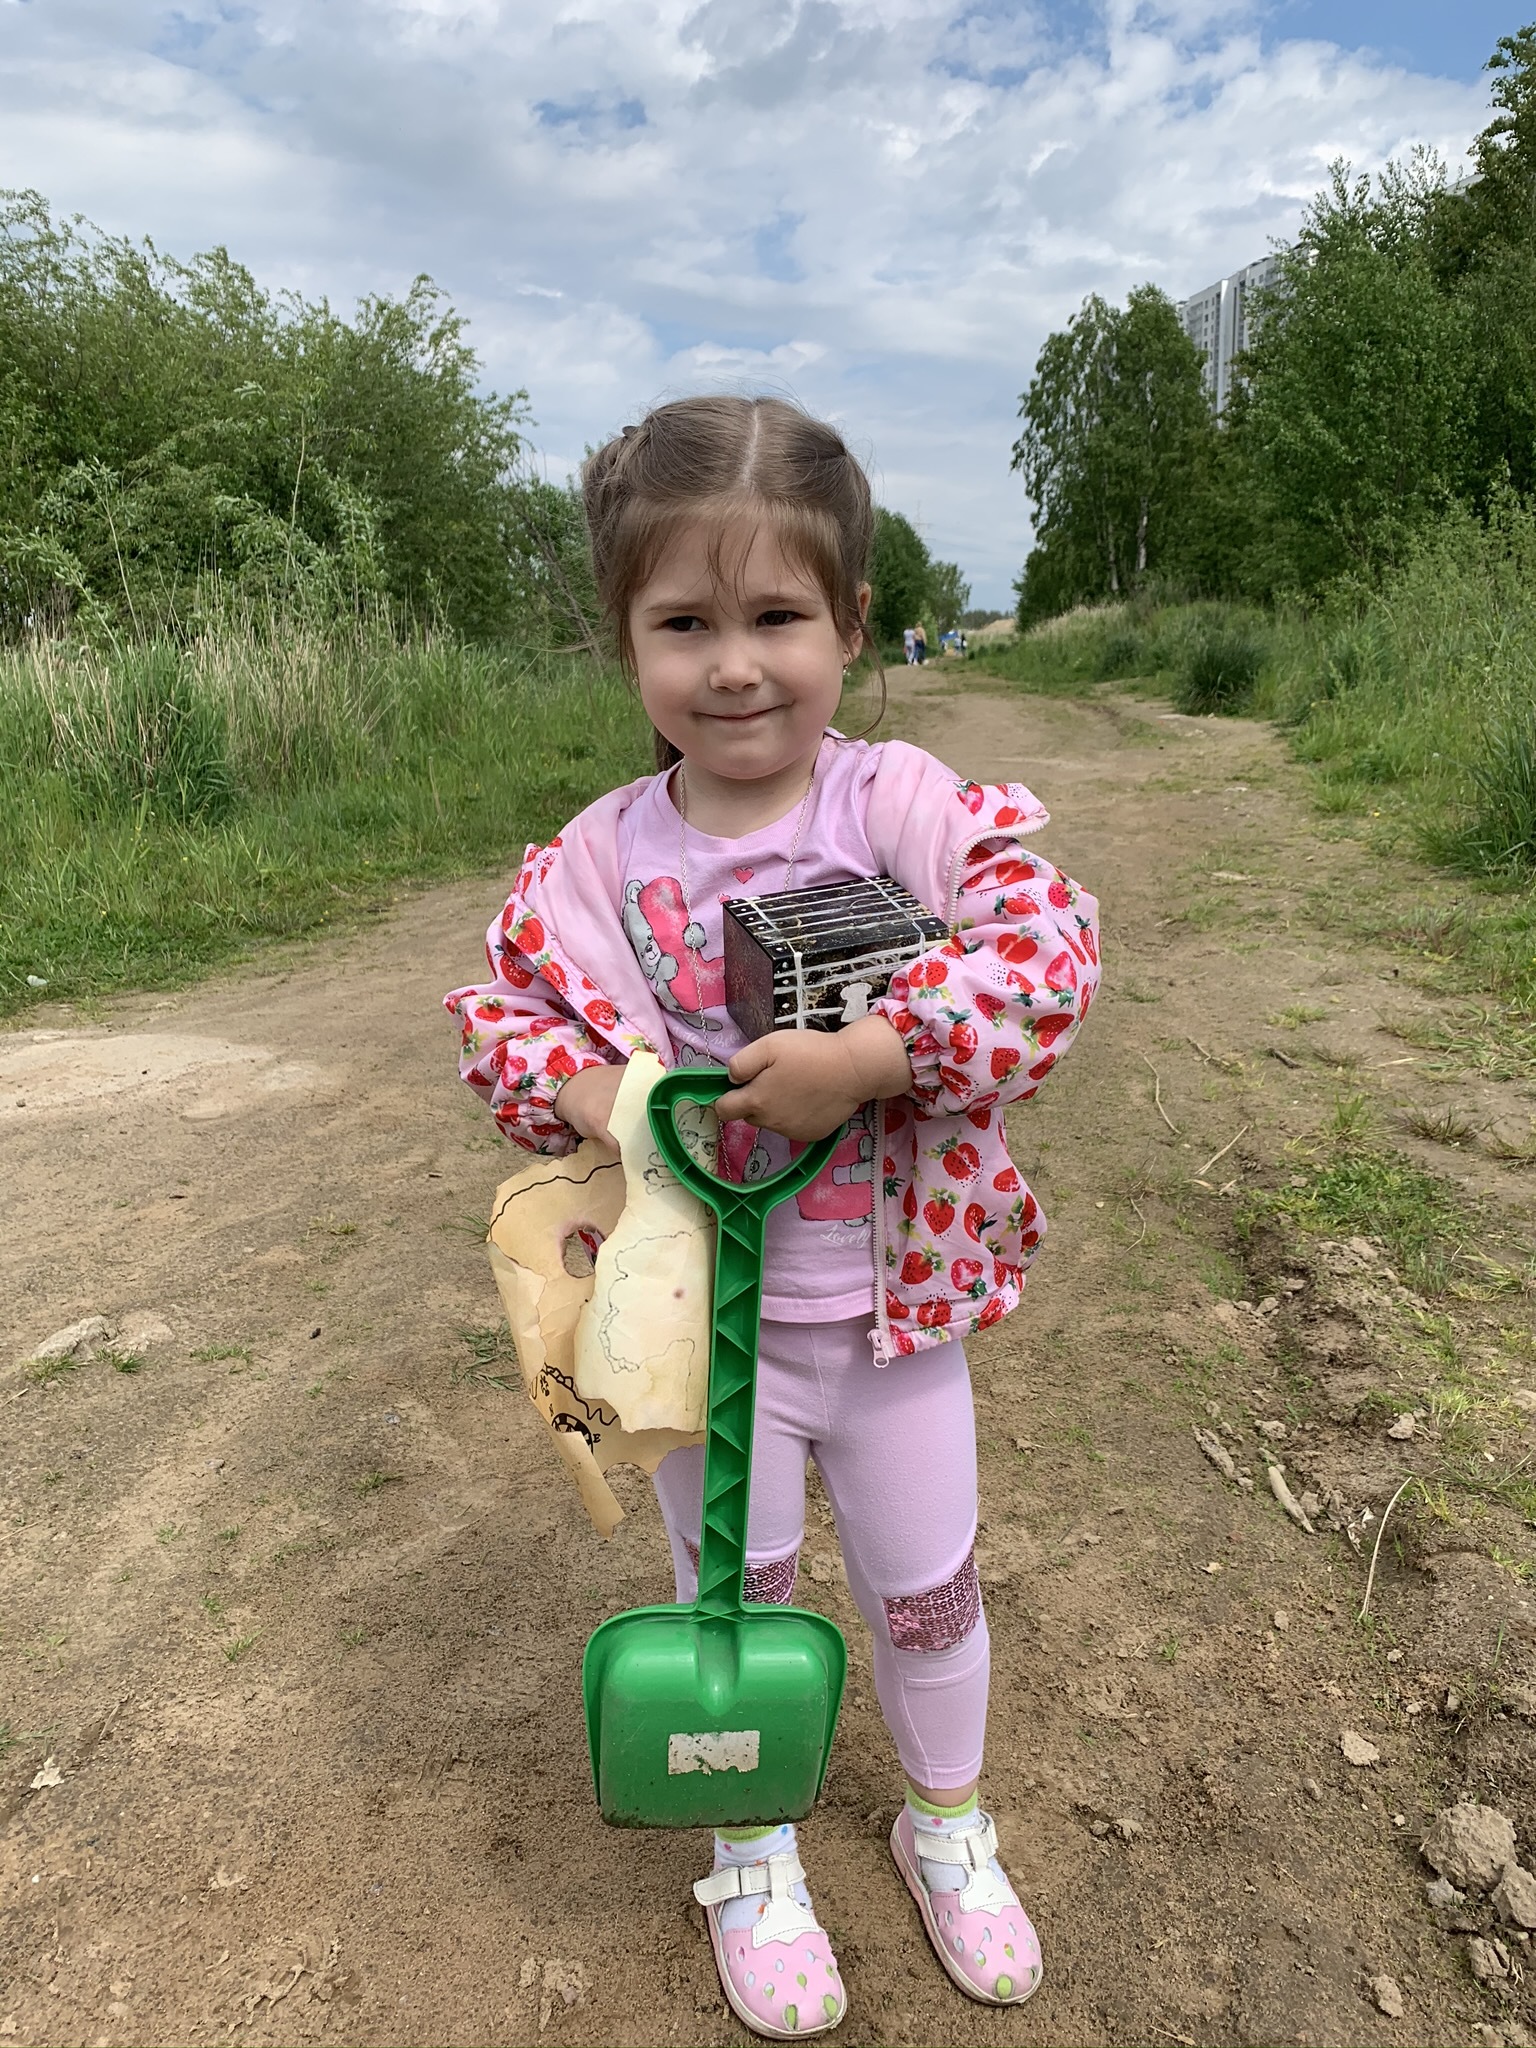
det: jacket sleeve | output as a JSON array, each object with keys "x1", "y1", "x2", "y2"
[
  {"x1": 443, "y1": 905, "x2": 620, "y2": 1156},
  {"x1": 873, "y1": 836, "x2": 1100, "y2": 1119}
]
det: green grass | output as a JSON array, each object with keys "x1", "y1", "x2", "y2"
[
  {"x1": 1, "y1": 626, "x2": 651, "y2": 1016},
  {"x1": 354, "y1": 1468, "x2": 403, "y2": 1495},
  {"x1": 1241, "y1": 1097, "x2": 1477, "y2": 1296},
  {"x1": 981, "y1": 512, "x2": 1536, "y2": 1051},
  {"x1": 20, "y1": 1353, "x2": 84, "y2": 1385}
]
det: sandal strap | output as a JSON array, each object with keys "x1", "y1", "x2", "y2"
[
  {"x1": 910, "y1": 1810, "x2": 1014, "y2": 1914},
  {"x1": 694, "y1": 1852, "x2": 822, "y2": 1951},
  {"x1": 909, "y1": 1811, "x2": 999, "y2": 1870},
  {"x1": 693, "y1": 1850, "x2": 807, "y2": 1907}
]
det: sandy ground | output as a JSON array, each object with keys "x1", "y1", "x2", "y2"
[{"x1": 3, "y1": 669, "x2": 1534, "y2": 2047}]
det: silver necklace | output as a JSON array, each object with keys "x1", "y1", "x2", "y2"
[{"x1": 675, "y1": 754, "x2": 818, "y2": 1037}]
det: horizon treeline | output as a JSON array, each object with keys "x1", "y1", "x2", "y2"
[
  {"x1": 0, "y1": 189, "x2": 967, "y2": 651},
  {"x1": 1011, "y1": 24, "x2": 1536, "y2": 623}
]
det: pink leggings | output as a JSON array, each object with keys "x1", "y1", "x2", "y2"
[{"x1": 652, "y1": 1315, "x2": 988, "y2": 1791}]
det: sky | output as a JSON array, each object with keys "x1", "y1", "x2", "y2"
[{"x1": 0, "y1": 2, "x2": 1517, "y2": 607}]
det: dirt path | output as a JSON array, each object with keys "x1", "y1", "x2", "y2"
[{"x1": 4, "y1": 671, "x2": 1534, "y2": 2047}]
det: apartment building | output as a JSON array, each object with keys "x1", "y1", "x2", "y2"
[{"x1": 1177, "y1": 252, "x2": 1284, "y2": 414}]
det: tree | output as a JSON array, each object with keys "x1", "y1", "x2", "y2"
[
  {"x1": 1425, "y1": 28, "x2": 1536, "y2": 501},
  {"x1": 1234, "y1": 160, "x2": 1473, "y2": 590},
  {"x1": 868, "y1": 507, "x2": 932, "y2": 645},
  {"x1": 0, "y1": 190, "x2": 530, "y2": 638},
  {"x1": 1010, "y1": 286, "x2": 1211, "y2": 621},
  {"x1": 927, "y1": 559, "x2": 970, "y2": 633}
]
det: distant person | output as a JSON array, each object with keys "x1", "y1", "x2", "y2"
[
  {"x1": 902, "y1": 624, "x2": 916, "y2": 664},
  {"x1": 446, "y1": 393, "x2": 1100, "y2": 2040},
  {"x1": 913, "y1": 620, "x2": 928, "y2": 664}
]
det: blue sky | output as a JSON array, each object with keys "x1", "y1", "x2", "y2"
[{"x1": 0, "y1": 1, "x2": 1513, "y2": 605}]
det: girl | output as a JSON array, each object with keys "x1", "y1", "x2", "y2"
[{"x1": 446, "y1": 396, "x2": 1099, "y2": 2040}]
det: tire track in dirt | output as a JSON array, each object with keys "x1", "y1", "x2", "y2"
[{"x1": 1, "y1": 671, "x2": 1528, "y2": 2045}]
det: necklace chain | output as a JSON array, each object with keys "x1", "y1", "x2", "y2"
[{"x1": 675, "y1": 755, "x2": 818, "y2": 1038}]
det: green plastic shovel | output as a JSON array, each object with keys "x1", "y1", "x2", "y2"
[{"x1": 582, "y1": 1067, "x2": 849, "y2": 1828}]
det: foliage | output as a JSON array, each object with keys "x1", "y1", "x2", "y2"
[
  {"x1": 867, "y1": 506, "x2": 968, "y2": 645},
  {"x1": 0, "y1": 190, "x2": 532, "y2": 639},
  {"x1": 0, "y1": 628, "x2": 650, "y2": 1014},
  {"x1": 1171, "y1": 620, "x2": 1266, "y2": 715},
  {"x1": 1011, "y1": 286, "x2": 1213, "y2": 621},
  {"x1": 1009, "y1": 26, "x2": 1536, "y2": 607},
  {"x1": 1236, "y1": 156, "x2": 1473, "y2": 590}
]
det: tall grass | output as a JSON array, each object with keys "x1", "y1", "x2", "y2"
[
  {"x1": 1, "y1": 627, "x2": 650, "y2": 1014},
  {"x1": 974, "y1": 596, "x2": 1271, "y2": 711},
  {"x1": 967, "y1": 503, "x2": 1536, "y2": 1023}
]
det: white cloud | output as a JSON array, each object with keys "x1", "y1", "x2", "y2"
[{"x1": 0, "y1": 0, "x2": 1488, "y2": 602}]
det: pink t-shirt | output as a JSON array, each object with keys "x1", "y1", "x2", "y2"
[{"x1": 615, "y1": 746, "x2": 880, "y2": 1322}]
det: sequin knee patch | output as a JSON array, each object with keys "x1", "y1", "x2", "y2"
[
  {"x1": 884, "y1": 1547, "x2": 982, "y2": 1652},
  {"x1": 683, "y1": 1539, "x2": 799, "y2": 1607}
]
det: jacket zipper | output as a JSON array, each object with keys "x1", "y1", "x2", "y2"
[
  {"x1": 944, "y1": 815, "x2": 1049, "y2": 927},
  {"x1": 871, "y1": 1096, "x2": 891, "y2": 1362}
]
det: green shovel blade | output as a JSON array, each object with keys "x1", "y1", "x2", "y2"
[{"x1": 582, "y1": 1068, "x2": 849, "y2": 1828}]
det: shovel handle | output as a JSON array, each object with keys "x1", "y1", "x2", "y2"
[{"x1": 648, "y1": 1069, "x2": 843, "y2": 1618}]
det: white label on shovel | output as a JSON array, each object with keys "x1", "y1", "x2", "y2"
[{"x1": 667, "y1": 1730, "x2": 761, "y2": 1775}]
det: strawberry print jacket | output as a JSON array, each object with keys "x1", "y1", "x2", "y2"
[{"x1": 444, "y1": 735, "x2": 1100, "y2": 1362}]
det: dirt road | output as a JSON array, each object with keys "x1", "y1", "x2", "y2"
[{"x1": 4, "y1": 671, "x2": 1534, "y2": 2047}]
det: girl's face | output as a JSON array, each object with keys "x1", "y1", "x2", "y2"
[{"x1": 629, "y1": 516, "x2": 867, "y2": 792}]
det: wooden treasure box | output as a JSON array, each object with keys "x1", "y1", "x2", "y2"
[{"x1": 723, "y1": 876, "x2": 948, "y2": 1038}]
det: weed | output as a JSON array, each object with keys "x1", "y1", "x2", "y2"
[
  {"x1": 155, "y1": 1523, "x2": 184, "y2": 1545},
  {"x1": 41, "y1": 1468, "x2": 62, "y2": 1485},
  {"x1": 1308, "y1": 1042, "x2": 1364, "y2": 1071},
  {"x1": 354, "y1": 1469, "x2": 403, "y2": 1496},
  {"x1": 21, "y1": 1353, "x2": 84, "y2": 1385},
  {"x1": 1482, "y1": 1124, "x2": 1536, "y2": 1164},
  {"x1": 1058, "y1": 1423, "x2": 1105, "y2": 1463},
  {"x1": 191, "y1": 1343, "x2": 251, "y2": 1363},
  {"x1": 0, "y1": 1721, "x2": 53, "y2": 1759},
  {"x1": 100, "y1": 1347, "x2": 145, "y2": 1374},
  {"x1": 1158, "y1": 1634, "x2": 1182, "y2": 1663},
  {"x1": 340, "y1": 1625, "x2": 368, "y2": 1648},
  {"x1": 224, "y1": 1632, "x2": 260, "y2": 1663},
  {"x1": 1269, "y1": 1005, "x2": 1328, "y2": 1030},
  {"x1": 454, "y1": 1323, "x2": 518, "y2": 1390},
  {"x1": 309, "y1": 1214, "x2": 358, "y2": 1238},
  {"x1": 200, "y1": 1592, "x2": 225, "y2": 1618},
  {"x1": 216, "y1": 1525, "x2": 241, "y2": 1544},
  {"x1": 1398, "y1": 1103, "x2": 1476, "y2": 1147}
]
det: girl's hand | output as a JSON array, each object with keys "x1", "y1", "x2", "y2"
[
  {"x1": 715, "y1": 1016, "x2": 913, "y2": 1142},
  {"x1": 555, "y1": 1062, "x2": 624, "y2": 1149}
]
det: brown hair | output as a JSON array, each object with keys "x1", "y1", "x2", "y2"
[{"x1": 582, "y1": 395, "x2": 885, "y2": 768}]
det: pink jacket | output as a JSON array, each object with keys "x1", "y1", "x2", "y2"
[{"x1": 445, "y1": 736, "x2": 1100, "y2": 1362}]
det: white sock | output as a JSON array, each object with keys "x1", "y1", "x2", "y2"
[
  {"x1": 712, "y1": 1823, "x2": 811, "y2": 1935},
  {"x1": 906, "y1": 1797, "x2": 1014, "y2": 1900}
]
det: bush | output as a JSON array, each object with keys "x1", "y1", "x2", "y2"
[
  {"x1": 1172, "y1": 623, "x2": 1266, "y2": 715},
  {"x1": 1441, "y1": 708, "x2": 1536, "y2": 875}
]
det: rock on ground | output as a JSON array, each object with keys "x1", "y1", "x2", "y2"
[
  {"x1": 1491, "y1": 1861, "x2": 1536, "y2": 1930},
  {"x1": 1368, "y1": 1973, "x2": 1405, "y2": 2018},
  {"x1": 25, "y1": 1313, "x2": 110, "y2": 1362},
  {"x1": 1422, "y1": 1804, "x2": 1518, "y2": 1894},
  {"x1": 1466, "y1": 1936, "x2": 1512, "y2": 1986}
]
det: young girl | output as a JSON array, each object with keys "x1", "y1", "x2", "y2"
[{"x1": 446, "y1": 396, "x2": 1099, "y2": 2039}]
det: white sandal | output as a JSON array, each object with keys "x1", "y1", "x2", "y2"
[{"x1": 693, "y1": 1850, "x2": 847, "y2": 2038}]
